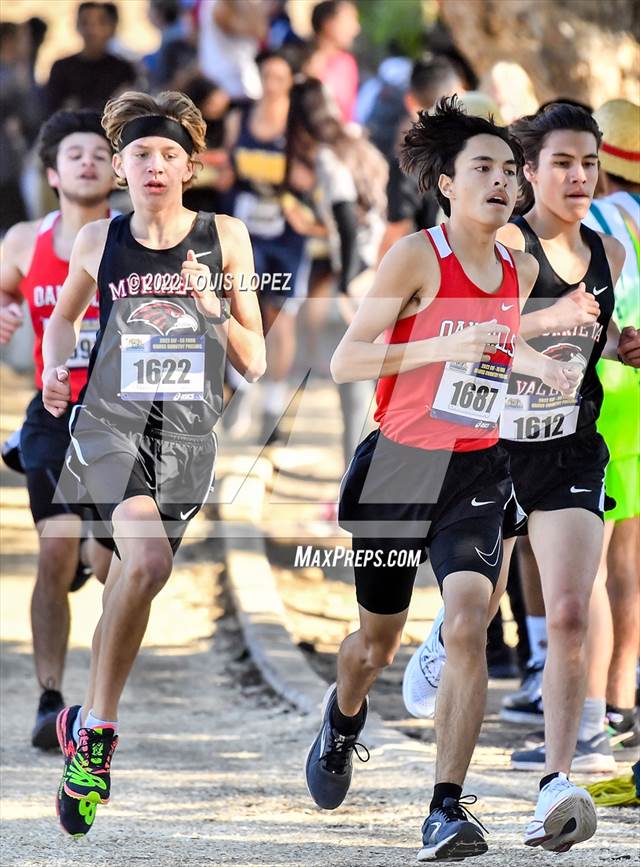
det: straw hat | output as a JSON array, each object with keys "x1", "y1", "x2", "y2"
[
  {"x1": 457, "y1": 91, "x2": 505, "y2": 125},
  {"x1": 594, "y1": 99, "x2": 640, "y2": 184}
]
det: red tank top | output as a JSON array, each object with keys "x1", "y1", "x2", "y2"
[
  {"x1": 20, "y1": 211, "x2": 101, "y2": 402},
  {"x1": 374, "y1": 224, "x2": 521, "y2": 452}
]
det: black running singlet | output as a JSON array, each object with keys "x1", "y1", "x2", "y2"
[
  {"x1": 500, "y1": 216, "x2": 614, "y2": 444},
  {"x1": 83, "y1": 211, "x2": 226, "y2": 436}
]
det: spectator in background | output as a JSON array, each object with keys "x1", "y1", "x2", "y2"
[
  {"x1": 356, "y1": 47, "x2": 412, "y2": 156},
  {"x1": 306, "y1": 1, "x2": 360, "y2": 123},
  {"x1": 45, "y1": 2, "x2": 136, "y2": 114},
  {"x1": 226, "y1": 49, "x2": 302, "y2": 440},
  {"x1": 378, "y1": 55, "x2": 463, "y2": 257},
  {"x1": 198, "y1": 0, "x2": 266, "y2": 105},
  {"x1": 266, "y1": 0, "x2": 304, "y2": 49},
  {"x1": 0, "y1": 22, "x2": 42, "y2": 232},
  {"x1": 480, "y1": 61, "x2": 538, "y2": 124},
  {"x1": 286, "y1": 77, "x2": 388, "y2": 507},
  {"x1": 182, "y1": 75, "x2": 233, "y2": 213},
  {"x1": 143, "y1": 0, "x2": 196, "y2": 90}
]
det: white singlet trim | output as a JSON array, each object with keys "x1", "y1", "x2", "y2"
[
  {"x1": 427, "y1": 225, "x2": 452, "y2": 258},
  {"x1": 38, "y1": 211, "x2": 60, "y2": 235},
  {"x1": 496, "y1": 242, "x2": 513, "y2": 264}
]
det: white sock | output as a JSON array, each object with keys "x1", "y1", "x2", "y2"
[
  {"x1": 72, "y1": 708, "x2": 83, "y2": 744},
  {"x1": 263, "y1": 381, "x2": 287, "y2": 416},
  {"x1": 84, "y1": 709, "x2": 119, "y2": 734},
  {"x1": 577, "y1": 697, "x2": 606, "y2": 742},
  {"x1": 526, "y1": 615, "x2": 548, "y2": 668}
]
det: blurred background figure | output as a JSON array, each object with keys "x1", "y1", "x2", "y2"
[
  {"x1": 181, "y1": 74, "x2": 233, "y2": 215},
  {"x1": 225, "y1": 48, "x2": 302, "y2": 441},
  {"x1": 286, "y1": 77, "x2": 388, "y2": 517},
  {"x1": 266, "y1": 0, "x2": 303, "y2": 50},
  {"x1": 0, "y1": 21, "x2": 44, "y2": 232},
  {"x1": 143, "y1": 0, "x2": 197, "y2": 90},
  {"x1": 378, "y1": 54, "x2": 464, "y2": 257},
  {"x1": 480, "y1": 60, "x2": 539, "y2": 124},
  {"x1": 197, "y1": 0, "x2": 266, "y2": 105},
  {"x1": 305, "y1": 0, "x2": 361, "y2": 123},
  {"x1": 44, "y1": 2, "x2": 137, "y2": 114}
]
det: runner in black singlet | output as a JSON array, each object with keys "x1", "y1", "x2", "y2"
[{"x1": 41, "y1": 90, "x2": 265, "y2": 838}]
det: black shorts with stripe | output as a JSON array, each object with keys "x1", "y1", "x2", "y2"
[
  {"x1": 62, "y1": 407, "x2": 216, "y2": 556},
  {"x1": 502, "y1": 431, "x2": 614, "y2": 538},
  {"x1": 20, "y1": 391, "x2": 87, "y2": 525},
  {"x1": 338, "y1": 429, "x2": 519, "y2": 615}
]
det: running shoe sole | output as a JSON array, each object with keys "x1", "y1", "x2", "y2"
[
  {"x1": 525, "y1": 790, "x2": 597, "y2": 852},
  {"x1": 402, "y1": 644, "x2": 436, "y2": 719},
  {"x1": 512, "y1": 754, "x2": 616, "y2": 774},
  {"x1": 417, "y1": 825, "x2": 488, "y2": 862}
]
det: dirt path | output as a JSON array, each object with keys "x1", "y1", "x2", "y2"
[{"x1": 1, "y1": 368, "x2": 637, "y2": 866}]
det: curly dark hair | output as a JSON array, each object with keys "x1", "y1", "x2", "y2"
[
  {"x1": 37, "y1": 109, "x2": 110, "y2": 171},
  {"x1": 400, "y1": 95, "x2": 524, "y2": 217}
]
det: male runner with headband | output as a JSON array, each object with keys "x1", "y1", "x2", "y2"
[
  {"x1": 0, "y1": 110, "x2": 114, "y2": 752},
  {"x1": 304, "y1": 98, "x2": 579, "y2": 862},
  {"x1": 42, "y1": 90, "x2": 265, "y2": 837},
  {"x1": 403, "y1": 103, "x2": 633, "y2": 853}
]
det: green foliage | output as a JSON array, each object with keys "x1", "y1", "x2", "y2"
[{"x1": 356, "y1": 0, "x2": 430, "y2": 60}]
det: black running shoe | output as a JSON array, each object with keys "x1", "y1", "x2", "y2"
[
  {"x1": 1, "y1": 429, "x2": 24, "y2": 474},
  {"x1": 69, "y1": 543, "x2": 93, "y2": 593},
  {"x1": 32, "y1": 689, "x2": 64, "y2": 750},
  {"x1": 55, "y1": 705, "x2": 99, "y2": 837},
  {"x1": 63, "y1": 724, "x2": 118, "y2": 804},
  {"x1": 305, "y1": 683, "x2": 370, "y2": 810},
  {"x1": 418, "y1": 796, "x2": 488, "y2": 862}
]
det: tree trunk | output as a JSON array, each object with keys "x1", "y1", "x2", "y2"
[{"x1": 439, "y1": 0, "x2": 639, "y2": 108}]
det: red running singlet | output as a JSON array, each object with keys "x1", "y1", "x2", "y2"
[
  {"x1": 374, "y1": 224, "x2": 521, "y2": 452},
  {"x1": 19, "y1": 211, "x2": 101, "y2": 403}
]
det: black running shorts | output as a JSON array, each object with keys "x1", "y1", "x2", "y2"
[
  {"x1": 338, "y1": 429, "x2": 518, "y2": 615},
  {"x1": 64, "y1": 408, "x2": 216, "y2": 556},
  {"x1": 502, "y1": 431, "x2": 614, "y2": 538},
  {"x1": 20, "y1": 391, "x2": 86, "y2": 525}
]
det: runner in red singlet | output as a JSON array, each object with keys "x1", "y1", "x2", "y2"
[
  {"x1": 0, "y1": 110, "x2": 114, "y2": 754},
  {"x1": 303, "y1": 97, "x2": 579, "y2": 863}
]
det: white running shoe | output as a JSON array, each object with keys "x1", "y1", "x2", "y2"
[
  {"x1": 524, "y1": 773, "x2": 597, "y2": 853},
  {"x1": 402, "y1": 608, "x2": 446, "y2": 719}
]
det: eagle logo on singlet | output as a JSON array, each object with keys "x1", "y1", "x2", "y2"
[
  {"x1": 542, "y1": 342, "x2": 587, "y2": 368},
  {"x1": 126, "y1": 301, "x2": 198, "y2": 336}
]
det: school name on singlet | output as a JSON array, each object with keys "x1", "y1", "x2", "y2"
[
  {"x1": 33, "y1": 283, "x2": 99, "y2": 309},
  {"x1": 438, "y1": 318, "x2": 517, "y2": 358}
]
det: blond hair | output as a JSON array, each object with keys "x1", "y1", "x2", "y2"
[{"x1": 102, "y1": 91, "x2": 207, "y2": 155}]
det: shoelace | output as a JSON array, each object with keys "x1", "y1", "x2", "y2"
[
  {"x1": 322, "y1": 730, "x2": 370, "y2": 774},
  {"x1": 439, "y1": 795, "x2": 489, "y2": 834},
  {"x1": 77, "y1": 728, "x2": 118, "y2": 773}
]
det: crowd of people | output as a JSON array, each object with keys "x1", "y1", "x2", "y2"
[{"x1": 0, "y1": 0, "x2": 638, "y2": 860}]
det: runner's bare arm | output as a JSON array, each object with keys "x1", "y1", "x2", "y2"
[
  {"x1": 331, "y1": 234, "x2": 509, "y2": 383},
  {"x1": 42, "y1": 221, "x2": 107, "y2": 374},
  {"x1": 0, "y1": 221, "x2": 39, "y2": 343},
  {"x1": 214, "y1": 215, "x2": 266, "y2": 382},
  {"x1": 511, "y1": 252, "x2": 581, "y2": 392}
]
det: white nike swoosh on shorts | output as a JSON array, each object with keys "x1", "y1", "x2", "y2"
[
  {"x1": 475, "y1": 530, "x2": 502, "y2": 568},
  {"x1": 570, "y1": 486, "x2": 591, "y2": 493},
  {"x1": 472, "y1": 497, "x2": 495, "y2": 506},
  {"x1": 180, "y1": 505, "x2": 199, "y2": 520}
]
